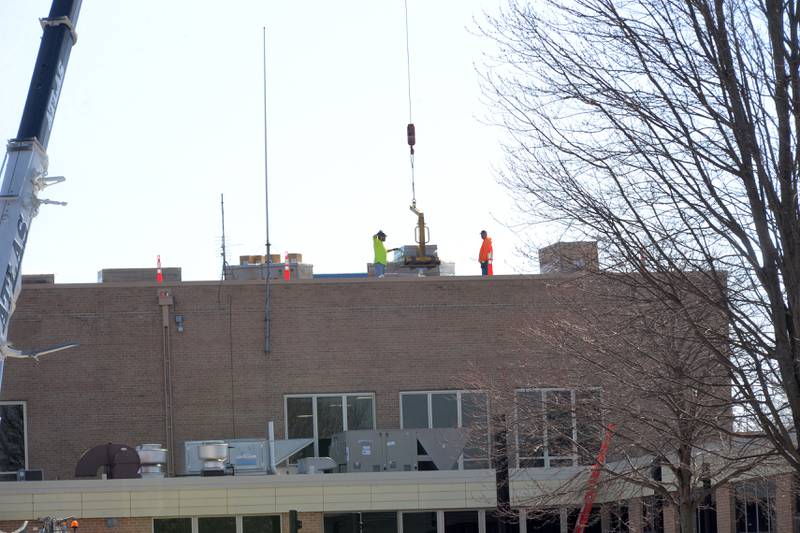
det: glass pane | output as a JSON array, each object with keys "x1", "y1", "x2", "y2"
[
  {"x1": 325, "y1": 513, "x2": 358, "y2": 533},
  {"x1": 462, "y1": 393, "x2": 489, "y2": 462},
  {"x1": 545, "y1": 390, "x2": 574, "y2": 460},
  {"x1": 347, "y1": 395, "x2": 375, "y2": 431},
  {"x1": 287, "y1": 397, "x2": 314, "y2": 438},
  {"x1": 325, "y1": 513, "x2": 397, "y2": 533},
  {"x1": 445, "y1": 510, "x2": 479, "y2": 533},
  {"x1": 317, "y1": 396, "x2": 345, "y2": 457},
  {"x1": 516, "y1": 391, "x2": 544, "y2": 464},
  {"x1": 198, "y1": 516, "x2": 236, "y2": 533},
  {"x1": 462, "y1": 393, "x2": 488, "y2": 428},
  {"x1": 287, "y1": 396, "x2": 314, "y2": 460},
  {"x1": 486, "y1": 511, "x2": 521, "y2": 533},
  {"x1": 153, "y1": 518, "x2": 191, "y2": 533},
  {"x1": 402, "y1": 394, "x2": 429, "y2": 429},
  {"x1": 567, "y1": 507, "x2": 601, "y2": 533},
  {"x1": 0, "y1": 404, "x2": 25, "y2": 472},
  {"x1": 402, "y1": 512, "x2": 437, "y2": 533},
  {"x1": 575, "y1": 390, "x2": 602, "y2": 465},
  {"x1": 735, "y1": 481, "x2": 775, "y2": 533},
  {"x1": 362, "y1": 512, "x2": 398, "y2": 533},
  {"x1": 527, "y1": 510, "x2": 562, "y2": 533},
  {"x1": 432, "y1": 393, "x2": 458, "y2": 428},
  {"x1": 610, "y1": 505, "x2": 630, "y2": 533},
  {"x1": 464, "y1": 459, "x2": 491, "y2": 469},
  {"x1": 642, "y1": 496, "x2": 664, "y2": 533},
  {"x1": 243, "y1": 515, "x2": 281, "y2": 533}
]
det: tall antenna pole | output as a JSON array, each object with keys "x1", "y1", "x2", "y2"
[
  {"x1": 220, "y1": 193, "x2": 229, "y2": 280},
  {"x1": 263, "y1": 27, "x2": 272, "y2": 353}
]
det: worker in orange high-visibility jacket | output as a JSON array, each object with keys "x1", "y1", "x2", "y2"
[{"x1": 479, "y1": 230, "x2": 493, "y2": 276}]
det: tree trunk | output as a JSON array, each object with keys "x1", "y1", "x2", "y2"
[{"x1": 678, "y1": 498, "x2": 695, "y2": 533}]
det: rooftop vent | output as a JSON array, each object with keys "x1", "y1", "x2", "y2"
[
  {"x1": 75, "y1": 443, "x2": 141, "y2": 479},
  {"x1": 229, "y1": 253, "x2": 313, "y2": 281},
  {"x1": 98, "y1": 268, "x2": 182, "y2": 283},
  {"x1": 539, "y1": 241, "x2": 599, "y2": 274},
  {"x1": 22, "y1": 274, "x2": 54, "y2": 285}
]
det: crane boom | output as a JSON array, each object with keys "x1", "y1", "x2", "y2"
[{"x1": 0, "y1": 0, "x2": 82, "y2": 395}]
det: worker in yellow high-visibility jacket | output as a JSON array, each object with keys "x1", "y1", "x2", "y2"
[{"x1": 373, "y1": 230, "x2": 398, "y2": 278}]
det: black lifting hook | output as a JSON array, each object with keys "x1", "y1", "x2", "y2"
[{"x1": 407, "y1": 123, "x2": 416, "y2": 155}]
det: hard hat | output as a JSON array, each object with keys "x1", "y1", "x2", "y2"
[{"x1": 70, "y1": 519, "x2": 79, "y2": 528}]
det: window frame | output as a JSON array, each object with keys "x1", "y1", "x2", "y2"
[
  {"x1": 394, "y1": 509, "x2": 526, "y2": 533},
  {"x1": 284, "y1": 392, "x2": 377, "y2": 458},
  {"x1": 399, "y1": 390, "x2": 491, "y2": 470},
  {"x1": 153, "y1": 515, "x2": 282, "y2": 533},
  {"x1": 514, "y1": 388, "x2": 602, "y2": 468},
  {"x1": 0, "y1": 400, "x2": 28, "y2": 474}
]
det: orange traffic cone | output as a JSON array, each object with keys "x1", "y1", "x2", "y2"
[
  {"x1": 156, "y1": 255, "x2": 163, "y2": 284},
  {"x1": 487, "y1": 260, "x2": 493, "y2": 276},
  {"x1": 283, "y1": 252, "x2": 290, "y2": 281}
]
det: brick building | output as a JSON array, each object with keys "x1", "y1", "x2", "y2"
[{"x1": 0, "y1": 243, "x2": 795, "y2": 533}]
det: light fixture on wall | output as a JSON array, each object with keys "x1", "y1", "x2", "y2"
[{"x1": 175, "y1": 314, "x2": 184, "y2": 333}]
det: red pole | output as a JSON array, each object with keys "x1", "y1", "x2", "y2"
[{"x1": 573, "y1": 424, "x2": 615, "y2": 533}]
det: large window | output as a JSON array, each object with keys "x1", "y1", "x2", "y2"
[
  {"x1": 325, "y1": 511, "x2": 522, "y2": 533},
  {"x1": 736, "y1": 481, "x2": 775, "y2": 533},
  {"x1": 516, "y1": 389, "x2": 601, "y2": 468},
  {"x1": 324, "y1": 512, "x2": 397, "y2": 533},
  {"x1": 198, "y1": 517, "x2": 236, "y2": 533},
  {"x1": 0, "y1": 401, "x2": 26, "y2": 474},
  {"x1": 402, "y1": 512, "x2": 437, "y2": 533},
  {"x1": 567, "y1": 508, "x2": 602, "y2": 533},
  {"x1": 286, "y1": 393, "x2": 375, "y2": 459},
  {"x1": 444, "y1": 510, "x2": 479, "y2": 533},
  {"x1": 526, "y1": 510, "x2": 561, "y2": 533},
  {"x1": 400, "y1": 391, "x2": 490, "y2": 469},
  {"x1": 154, "y1": 516, "x2": 280, "y2": 533},
  {"x1": 153, "y1": 518, "x2": 191, "y2": 533}
]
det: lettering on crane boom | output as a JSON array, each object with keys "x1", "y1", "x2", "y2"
[
  {"x1": 44, "y1": 61, "x2": 66, "y2": 135},
  {"x1": 0, "y1": 214, "x2": 29, "y2": 335}
]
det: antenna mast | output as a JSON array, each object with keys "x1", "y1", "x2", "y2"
[
  {"x1": 220, "y1": 193, "x2": 229, "y2": 280},
  {"x1": 263, "y1": 27, "x2": 272, "y2": 353}
]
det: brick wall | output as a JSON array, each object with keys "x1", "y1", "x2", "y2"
[
  {"x1": 775, "y1": 474, "x2": 796, "y2": 533},
  {"x1": 281, "y1": 512, "x2": 321, "y2": 533},
  {"x1": 0, "y1": 274, "x2": 712, "y2": 479},
  {"x1": 715, "y1": 484, "x2": 735, "y2": 533}
]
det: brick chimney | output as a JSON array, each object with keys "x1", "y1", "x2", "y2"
[{"x1": 539, "y1": 241, "x2": 599, "y2": 274}]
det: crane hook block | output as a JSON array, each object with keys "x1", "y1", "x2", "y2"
[{"x1": 407, "y1": 123, "x2": 416, "y2": 153}]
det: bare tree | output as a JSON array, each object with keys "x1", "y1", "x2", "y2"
[
  {"x1": 464, "y1": 275, "x2": 775, "y2": 533},
  {"x1": 479, "y1": 0, "x2": 800, "y2": 513}
]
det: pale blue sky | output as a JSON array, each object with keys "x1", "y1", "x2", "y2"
[{"x1": 0, "y1": 0, "x2": 532, "y2": 282}]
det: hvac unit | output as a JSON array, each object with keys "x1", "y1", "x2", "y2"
[
  {"x1": 16, "y1": 469, "x2": 43, "y2": 481},
  {"x1": 329, "y1": 428, "x2": 466, "y2": 473}
]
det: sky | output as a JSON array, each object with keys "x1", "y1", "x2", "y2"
[{"x1": 0, "y1": 0, "x2": 535, "y2": 282}]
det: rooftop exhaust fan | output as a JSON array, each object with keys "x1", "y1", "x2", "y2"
[{"x1": 75, "y1": 443, "x2": 141, "y2": 479}]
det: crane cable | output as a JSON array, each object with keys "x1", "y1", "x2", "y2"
[{"x1": 404, "y1": 0, "x2": 417, "y2": 208}]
